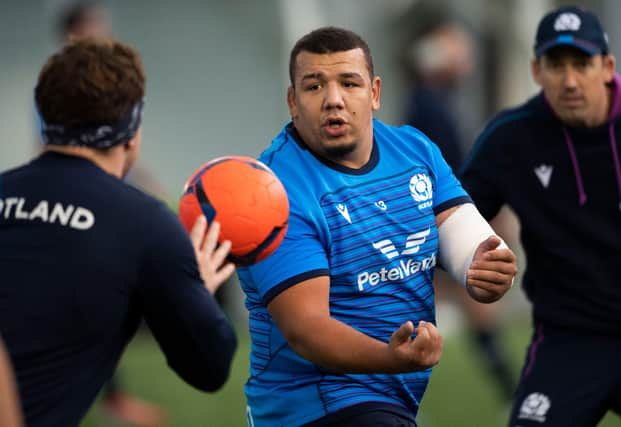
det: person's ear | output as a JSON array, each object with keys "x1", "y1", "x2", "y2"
[
  {"x1": 125, "y1": 127, "x2": 142, "y2": 150},
  {"x1": 371, "y1": 76, "x2": 381, "y2": 111},
  {"x1": 287, "y1": 86, "x2": 298, "y2": 119},
  {"x1": 531, "y1": 57, "x2": 542, "y2": 86},
  {"x1": 603, "y1": 54, "x2": 616, "y2": 84}
]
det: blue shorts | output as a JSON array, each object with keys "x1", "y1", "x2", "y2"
[
  {"x1": 303, "y1": 403, "x2": 418, "y2": 427},
  {"x1": 508, "y1": 323, "x2": 621, "y2": 426}
]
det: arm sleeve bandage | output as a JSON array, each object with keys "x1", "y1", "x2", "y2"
[{"x1": 437, "y1": 203, "x2": 508, "y2": 287}]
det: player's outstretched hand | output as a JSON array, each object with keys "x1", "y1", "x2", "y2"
[
  {"x1": 388, "y1": 320, "x2": 442, "y2": 371},
  {"x1": 190, "y1": 216, "x2": 236, "y2": 295},
  {"x1": 466, "y1": 235, "x2": 517, "y2": 303}
]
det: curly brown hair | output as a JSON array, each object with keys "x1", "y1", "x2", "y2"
[{"x1": 35, "y1": 37, "x2": 145, "y2": 129}]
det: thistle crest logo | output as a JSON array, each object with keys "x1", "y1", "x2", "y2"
[
  {"x1": 554, "y1": 13, "x2": 581, "y2": 31},
  {"x1": 409, "y1": 173, "x2": 433, "y2": 209},
  {"x1": 518, "y1": 393, "x2": 551, "y2": 423}
]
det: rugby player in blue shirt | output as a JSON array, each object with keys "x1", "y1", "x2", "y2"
[
  {"x1": 237, "y1": 27, "x2": 517, "y2": 427},
  {"x1": 0, "y1": 37, "x2": 237, "y2": 427}
]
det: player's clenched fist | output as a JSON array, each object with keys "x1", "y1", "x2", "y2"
[
  {"x1": 466, "y1": 235, "x2": 517, "y2": 303},
  {"x1": 388, "y1": 320, "x2": 442, "y2": 371}
]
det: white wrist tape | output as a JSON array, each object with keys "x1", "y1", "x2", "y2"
[{"x1": 437, "y1": 203, "x2": 507, "y2": 287}]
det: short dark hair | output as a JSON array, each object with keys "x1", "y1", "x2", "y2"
[
  {"x1": 35, "y1": 37, "x2": 145, "y2": 129},
  {"x1": 288, "y1": 26, "x2": 374, "y2": 86}
]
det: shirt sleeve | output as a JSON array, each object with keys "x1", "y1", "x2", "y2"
[
  {"x1": 241, "y1": 192, "x2": 329, "y2": 306},
  {"x1": 136, "y1": 203, "x2": 237, "y2": 392}
]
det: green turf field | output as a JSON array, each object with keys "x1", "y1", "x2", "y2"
[{"x1": 81, "y1": 318, "x2": 620, "y2": 427}]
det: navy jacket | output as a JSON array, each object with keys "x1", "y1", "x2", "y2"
[
  {"x1": 0, "y1": 152, "x2": 237, "y2": 427},
  {"x1": 461, "y1": 80, "x2": 621, "y2": 335}
]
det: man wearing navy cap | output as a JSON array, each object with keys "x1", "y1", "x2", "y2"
[{"x1": 460, "y1": 5, "x2": 621, "y2": 426}]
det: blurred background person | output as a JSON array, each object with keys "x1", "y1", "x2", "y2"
[
  {"x1": 0, "y1": 336, "x2": 23, "y2": 427},
  {"x1": 57, "y1": 0, "x2": 111, "y2": 41},
  {"x1": 401, "y1": 17, "x2": 473, "y2": 170},
  {"x1": 398, "y1": 7, "x2": 517, "y2": 402}
]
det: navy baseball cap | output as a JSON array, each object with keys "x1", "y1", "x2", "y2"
[{"x1": 534, "y1": 6, "x2": 608, "y2": 57}]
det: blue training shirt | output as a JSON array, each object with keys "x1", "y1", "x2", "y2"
[{"x1": 237, "y1": 119, "x2": 471, "y2": 427}]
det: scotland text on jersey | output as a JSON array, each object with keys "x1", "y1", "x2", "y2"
[{"x1": 0, "y1": 197, "x2": 95, "y2": 230}]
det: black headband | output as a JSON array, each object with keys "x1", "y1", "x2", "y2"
[{"x1": 39, "y1": 100, "x2": 144, "y2": 149}]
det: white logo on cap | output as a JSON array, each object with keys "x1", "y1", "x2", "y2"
[{"x1": 554, "y1": 13, "x2": 581, "y2": 31}]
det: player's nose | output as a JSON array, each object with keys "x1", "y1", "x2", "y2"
[{"x1": 322, "y1": 82, "x2": 345, "y2": 109}]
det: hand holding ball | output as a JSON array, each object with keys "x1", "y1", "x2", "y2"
[{"x1": 179, "y1": 156, "x2": 289, "y2": 266}]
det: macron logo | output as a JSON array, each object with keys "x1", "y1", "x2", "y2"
[
  {"x1": 534, "y1": 164, "x2": 553, "y2": 188},
  {"x1": 336, "y1": 203, "x2": 352, "y2": 224}
]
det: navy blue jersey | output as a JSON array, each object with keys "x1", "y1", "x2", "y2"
[
  {"x1": 238, "y1": 119, "x2": 470, "y2": 427},
  {"x1": 460, "y1": 79, "x2": 621, "y2": 334},
  {"x1": 0, "y1": 152, "x2": 237, "y2": 427}
]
